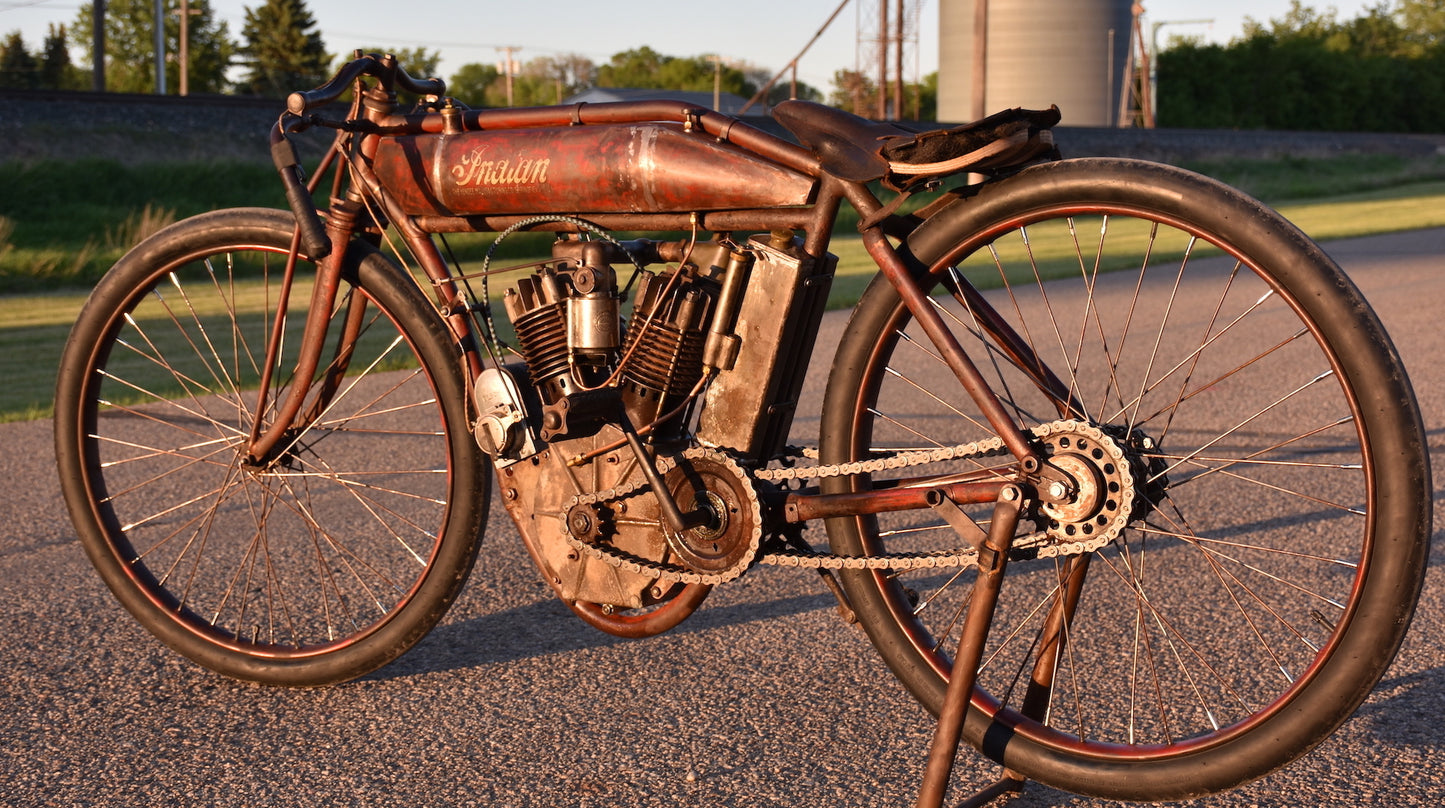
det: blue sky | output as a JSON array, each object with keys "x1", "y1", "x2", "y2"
[{"x1": 1, "y1": 0, "x2": 1380, "y2": 91}]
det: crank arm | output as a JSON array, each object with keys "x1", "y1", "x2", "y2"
[{"x1": 619, "y1": 427, "x2": 712, "y2": 536}]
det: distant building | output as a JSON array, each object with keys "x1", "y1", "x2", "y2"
[
  {"x1": 563, "y1": 87, "x2": 757, "y2": 116},
  {"x1": 939, "y1": 0, "x2": 1134, "y2": 126}
]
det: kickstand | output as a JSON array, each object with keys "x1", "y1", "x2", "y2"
[
  {"x1": 914, "y1": 485, "x2": 1024, "y2": 808},
  {"x1": 918, "y1": 522, "x2": 1095, "y2": 808},
  {"x1": 954, "y1": 771, "x2": 1026, "y2": 807}
]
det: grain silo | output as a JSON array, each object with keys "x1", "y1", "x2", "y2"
[{"x1": 938, "y1": 0, "x2": 1135, "y2": 126}]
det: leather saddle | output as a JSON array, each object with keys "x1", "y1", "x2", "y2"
[{"x1": 771, "y1": 100, "x2": 1061, "y2": 189}]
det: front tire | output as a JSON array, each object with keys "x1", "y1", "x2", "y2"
[{"x1": 55, "y1": 208, "x2": 488, "y2": 685}]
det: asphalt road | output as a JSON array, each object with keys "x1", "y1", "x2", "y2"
[{"x1": 2, "y1": 228, "x2": 1442, "y2": 808}]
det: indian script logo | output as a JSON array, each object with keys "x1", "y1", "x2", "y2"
[{"x1": 450, "y1": 148, "x2": 551, "y2": 189}]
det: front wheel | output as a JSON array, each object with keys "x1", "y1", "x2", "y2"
[
  {"x1": 820, "y1": 159, "x2": 1430, "y2": 799},
  {"x1": 55, "y1": 208, "x2": 488, "y2": 685}
]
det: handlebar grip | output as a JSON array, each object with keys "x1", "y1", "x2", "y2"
[
  {"x1": 287, "y1": 56, "x2": 375, "y2": 115},
  {"x1": 270, "y1": 135, "x2": 332, "y2": 259},
  {"x1": 394, "y1": 69, "x2": 446, "y2": 98}
]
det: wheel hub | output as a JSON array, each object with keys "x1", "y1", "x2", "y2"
[{"x1": 1033, "y1": 422, "x2": 1144, "y2": 552}]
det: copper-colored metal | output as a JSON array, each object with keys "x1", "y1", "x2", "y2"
[
  {"x1": 850, "y1": 201, "x2": 1037, "y2": 465},
  {"x1": 784, "y1": 480, "x2": 1007, "y2": 524},
  {"x1": 373, "y1": 124, "x2": 816, "y2": 217},
  {"x1": 916, "y1": 485, "x2": 1022, "y2": 808},
  {"x1": 1019, "y1": 554, "x2": 1092, "y2": 721},
  {"x1": 245, "y1": 200, "x2": 358, "y2": 465}
]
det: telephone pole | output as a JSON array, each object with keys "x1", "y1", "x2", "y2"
[
  {"x1": 152, "y1": 0, "x2": 163, "y2": 94},
  {"x1": 497, "y1": 46, "x2": 521, "y2": 106},
  {"x1": 176, "y1": 0, "x2": 201, "y2": 96},
  {"x1": 91, "y1": 0, "x2": 105, "y2": 91}
]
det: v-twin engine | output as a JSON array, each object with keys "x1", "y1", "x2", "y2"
[{"x1": 475, "y1": 236, "x2": 759, "y2": 457}]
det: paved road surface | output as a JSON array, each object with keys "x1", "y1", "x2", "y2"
[{"x1": 2, "y1": 228, "x2": 1441, "y2": 807}]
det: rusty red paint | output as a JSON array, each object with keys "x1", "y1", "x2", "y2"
[{"x1": 373, "y1": 123, "x2": 817, "y2": 218}]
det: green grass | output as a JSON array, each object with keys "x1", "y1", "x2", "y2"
[
  {"x1": 5, "y1": 155, "x2": 1445, "y2": 422},
  {"x1": 1181, "y1": 153, "x2": 1445, "y2": 202}
]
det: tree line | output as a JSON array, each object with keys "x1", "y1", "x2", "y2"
[
  {"x1": 1157, "y1": 0, "x2": 1445, "y2": 132},
  {"x1": 0, "y1": 0, "x2": 828, "y2": 108},
  {"x1": 0, "y1": 0, "x2": 947, "y2": 119}
]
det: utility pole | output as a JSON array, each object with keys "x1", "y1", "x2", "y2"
[
  {"x1": 892, "y1": 0, "x2": 903, "y2": 120},
  {"x1": 876, "y1": 0, "x2": 888, "y2": 119},
  {"x1": 176, "y1": 0, "x2": 200, "y2": 96},
  {"x1": 712, "y1": 54, "x2": 721, "y2": 111},
  {"x1": 972, "y1": 0, "x2": 988, "y2": 121},
  {"x1": 91, "y1": 0, "x2": 105, "y2": 91},
  {"x1": 153, "y1": 0, "x2": 164, "y2": 94},
  {"x1": 496, "y1": 46, "x2": 521, "y2": 106}
]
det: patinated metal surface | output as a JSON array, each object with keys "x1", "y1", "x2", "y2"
[{"x1": 373, "y1": 123, "x2": 816, "y2": 217}]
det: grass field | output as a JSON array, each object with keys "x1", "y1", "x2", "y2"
[{"x1": 3, "y1": 154, "x2": 1444, "y2": 422}]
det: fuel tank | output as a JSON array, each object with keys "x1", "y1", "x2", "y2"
[{"x1": 372, "y1": 123, "x2": 817, "y2": 217}]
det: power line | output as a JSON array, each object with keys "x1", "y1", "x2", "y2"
[{"x1": 0, "y1": 1, "x2": 74, "y2": 12}]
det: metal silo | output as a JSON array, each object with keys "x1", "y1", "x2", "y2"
[{"x1": 938, "y1": 0, "x2": 1135, "y2": 126}]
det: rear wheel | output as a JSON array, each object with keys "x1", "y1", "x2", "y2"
[
  {"x1": 55, "y1": 208, "x2": 488, "y2": 685},
  {"x1": 821, "y1": 159, "x2": 1430, "y2": 799}
]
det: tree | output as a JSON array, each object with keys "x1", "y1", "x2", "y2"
[
  {"x1": 349, "y1": 47, "x2": 441, "y2": 80},
  {"x1": 447, "y1": 54, "x2": 595, "y2": 108},
  {"x1": 1156, "y1": 1, "x2": 1445, "y2": 132},
  {"x1": 764, "y1": 78, "x2": 823, "y2": 106},
  {"x1": 0, "y1": 31, "x2": 39, "y2": 90},
  {"x1": 1398, "y1": 0, "x2": 1445, "y2": 55},
  {"x1": 828, "y1": 69, "x2": 878, "y2": 116},
  {"x1": 40, "y1": 24, "x2": 82, "y2": 90},
  {"x1": 72, "y1": 0, "x2": 235, "y2": 94},
  {"x1": 596, "y1": 46, "x2": 667, "y2": 87},
  {"x1": 238, "y1": 0, "x2": 329, "y2": 97},
  {"x1": 596, "y1": 47, "x2": 755, "y2": 98},
  {"x1": 448, "y1": 62, "x2": 501, "y2": 104}
]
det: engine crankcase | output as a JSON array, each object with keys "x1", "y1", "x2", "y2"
[{"x1": 497, "y1": 426, "x2": 687, "y2": 612}]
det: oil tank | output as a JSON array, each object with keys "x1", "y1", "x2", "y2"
[{"x1": 938, "y1": 0, "x2": 1135, "y2": 126}]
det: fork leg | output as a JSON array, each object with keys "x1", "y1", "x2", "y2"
[{"x1": 915, "y1": 484, "x2": 1023, "y2": 808}]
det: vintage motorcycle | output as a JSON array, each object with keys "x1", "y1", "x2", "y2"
[{"x1": 55, "y1": 54, "x2": 1430, "y2": 804}]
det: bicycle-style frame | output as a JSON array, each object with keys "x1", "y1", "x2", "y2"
[
  {"x1": 251, "y1": 55, "x2": 1066, "y2": 527},
  {"x1": 57, "y1": 53, "x2": 1430, "y2": 808}
]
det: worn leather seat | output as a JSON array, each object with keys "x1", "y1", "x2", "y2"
[
  {"x1": 772, "y1": 100, "x2": 913, "y2": 182},
  {"x1": 772, "y1": 100, "x2": 1062, "y2": 189}
]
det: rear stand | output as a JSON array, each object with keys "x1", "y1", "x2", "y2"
[
  {"x1": 914, "y1": 488, "x2": 1092, "y2": 808},
  {"x1": 955, "y1": 775, "x2": 1027, "y2": 808}
]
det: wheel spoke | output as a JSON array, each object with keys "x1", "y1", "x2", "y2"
[
  {"x1": 821, "y1": 170, "x2": 1423, "y2": 794},
  {"x1": 62, "y1": 215, "x2": 479, "y2": 682}
]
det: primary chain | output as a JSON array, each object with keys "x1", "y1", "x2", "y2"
[
  {"x1": 562, "y1": 422, "x2": 1132, "y2": 585},
  {"x1": 564, "y1": 448, "x2": 762, "y2": 586}
]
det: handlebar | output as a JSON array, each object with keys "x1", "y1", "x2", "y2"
[
  {"x1": 273, "y1": 54, "x2": 446, "y2": 258},
  {"x1": 286, "y1": 53, "x2": 446, "y2": 116},
  {"x1": 269, "y1": 124, "x2": 331, "y2": 259}
]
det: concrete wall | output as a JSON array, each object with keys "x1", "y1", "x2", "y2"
[{"x1": 4, "y1": 89, "x2": 1441, "y2": 168}]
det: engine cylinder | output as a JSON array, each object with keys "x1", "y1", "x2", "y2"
[{"x1": 620, "y1": 273, "x2": 713, "y2": 432}]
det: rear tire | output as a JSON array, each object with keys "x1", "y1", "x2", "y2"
[{"x1": 821, "y1": 159, "x2": 1430, "y2": 799}]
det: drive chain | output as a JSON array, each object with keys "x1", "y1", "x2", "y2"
[{"x1": 562, "y1": 422, "x2": 1132, "y2": 585}]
